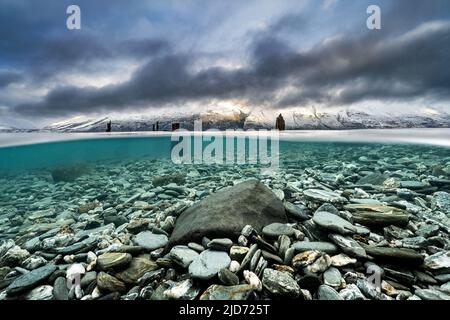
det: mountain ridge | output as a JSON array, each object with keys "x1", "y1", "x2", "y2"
[{"x1": 3, "y1": 107, "x2": 450, "y2": 132}]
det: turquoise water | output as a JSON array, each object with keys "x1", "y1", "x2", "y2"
[{"x1": 0, "y1": 134, "x2": 449, "y2": 174}]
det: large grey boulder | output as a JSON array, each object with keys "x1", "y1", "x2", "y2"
[{"x1": 169, "y1": 179, "x2": 287, "y2": 246}]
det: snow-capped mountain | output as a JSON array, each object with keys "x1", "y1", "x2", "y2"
[
  {"x1": 41, "y1": 106, "x2": 450, "y2": 132},
  {"x1": 0, "y1": 125, "x2": 13, "y2": 132}
]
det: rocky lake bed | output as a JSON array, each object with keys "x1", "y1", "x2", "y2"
[{"x1": 0, "y1": 142, "x2": 450, "y2": 301}]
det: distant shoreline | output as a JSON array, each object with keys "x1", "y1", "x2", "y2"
[{"x1": 1, "y1": 128, "x2": 450, "y2": 149}]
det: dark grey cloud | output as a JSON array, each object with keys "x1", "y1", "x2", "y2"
[
  {"x1": 16, "y1": 18, "x2": 450, "y2": 116},
  {"x1": 2, "y1": 0, "x2": 450, "y2": 120},
  {"x1": 0, "y1": 71, "x2": 23, "y2": 88}
]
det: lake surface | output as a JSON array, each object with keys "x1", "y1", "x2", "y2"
[{"x1": 0, "y1": 129, "x2": 449, "y2": 300}]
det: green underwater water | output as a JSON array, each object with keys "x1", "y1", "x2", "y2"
[{"x1": 0, "y1": 135, "x2": 449, "y2": 174}]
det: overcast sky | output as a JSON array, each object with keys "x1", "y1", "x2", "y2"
[{"x1": 0, "y1": 0, "x2": 449, "y2": 127}]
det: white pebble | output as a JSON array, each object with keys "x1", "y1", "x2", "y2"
[
  {"x1": 66, "y1": 263, "x2": 86, "y2": 282},
  {"x1": 91, "y1": 287, "x2": 101, "y2": 299},
  {"x1": 229, "y1": 260, "x2": 240, "y2": 273},
  {"x1": 243, "y1": 270, "x2": 262, "y2": 291}
]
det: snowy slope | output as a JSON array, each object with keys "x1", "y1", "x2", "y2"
[{"x1": 42, "y1": 106, "x2": 450, "y2": 132}]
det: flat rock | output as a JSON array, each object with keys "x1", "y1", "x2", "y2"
[
  {"x1": 134, "y1": 231, "x2": 168, "y2": 251},
  {"x1": 6, "y1": 264, "x2": 57, "y2": 295},
  {"x1": 330, "y1": 254, "x2": 357, "y2": 267},
  {"x1": 97, "y1": 271, "x2": 126, "y2": 293},
  {"x1": 292, "y1": 241, "x2": 338, "y2": 254},
  {"x1": 306, "y1": 254, "x2": 331, "y2": 274},
  {"x1": 24, "y1": 285, "x2": 53, "y2": 300},
  {"x1": 364, "y1": 246, "x2": 424, "y2": 265},
  {"x1": 52, "y1": 277, "x2": 69, "y2": 300},
  {"x1": 415, "y1": 288, "x2": 450, "y2": 300},
  {"x1": 169, "y1": 246, "x2": 199, "y2": 268},
  {"x1": 262, "y1": 268, "x2": 300, "y2": 298},
  {"x1": 0, "y1": 245, "x2": 30, "y2": 267},
  {"x1": 323, "y1": 267, "x2": 342, "y2": 287},
  {"x1": 317, "y1": 285, "x2": 343, "y2": 300},
  {"x1": 169, "y1": 179, "x2": 287, "y2": 246},
  {"x1": 303, "y1": 189, "x2": 348, "y2": 204},
  {"x1": 28, "y1": 208, "x2": 56, "y2": 221},
  {"x1": 262, "y1": 223, "x2": 295, "y2": 238},
  {"x1": 200, "y1": 284, "x2": 254, "y2": 300},
  {"x1": 313, "y1": 211, "x2": 357, "y2": 235},
  {"x1": 284, "y1": 202, "x2": 310, "y2": 221},
  {"x1": 329, "y1": 234, "x2": 367, "y2": 259},
  {"x1": 357, "y1": 173, "x2": 388, "y2": 186},
  {"x1": 400, "y1": 181, "x2": 428, "y2": 189},
  {"x1": 424, "y1": 251, "x2": 450, "y2": 270},
  {"x1": 115, "y1": 256, "x2": 159, "y2": 284},
  {"x1": 292, "y1": 250, "x2": 322, "y2": 269},
  {"x1": 97, "y1": 252, "x2": 132, "y2": 270},
  {"x1": 218, "y1": 268, "x2": 240, "y2": 286},
  {"x1": 339, "y1": 284, "x2": 366, "y2": 300},
  {"x1": 207, "y1": 238, "x2": 233, "y2": 251},
  {"x1": 189, "y1": 250, "x2": 231, "y2": 280}
]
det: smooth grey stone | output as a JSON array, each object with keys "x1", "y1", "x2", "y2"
[
  {"x1": 239, "y1": 244, "x2": 258, "y2": 272},
  {"x1": 169, "y1": 180, "x2": 287, "y2": 246},
  {"x1": 207, "y1": 238, "x2": 233, "y2": 251},
  {"x1": 323, "y1": 267, "x2": 342, "y2": 287},
  {"x1": 284, "y1": 247, "x2": 295, "y2": 265},
  {"x1": 80, "y1": 271, "x2": 97, "y2": 289},
  {"x1": 169, "y1": 246, "x2": 199, "y2": 268},
  {"x1": 364, "y1": 246, "x2": 424, "y2": 265},
  {"x1": 115, "y1": 257, "x2": 159, "y2": 284},
  {"x1": 284, "y1": 202, "x2": 310, "y2": 221},
  {"x1": 249, "y1": 249, "x2": 262, "y2": 272},
  {"x1": 317, "y1": 285, "x2": 343, "y2": 300},
  {"x1": 189, "y1": 250, "x2": 231, "y2": 280},
  {"x1": 261, "y1": 250, "x2": 283, "y2": 264},
  {"x1": 6, "y1": 264, "x2": 57, "y2": 295},
  {"x1": 316, "y1": 203, "x2": 339, "y2": 215},
  {"x1": 357, "y1": 173, "x2": 388, "y2": 185},
  {"x1": 400, "y1": 181, "x2": 428, "y2": 189},
  {"x1": 313, "y1": 211, "x2": 357, "y2": 235},
  {"x1": 97, "y1": 252, "x2": 132, "y2": 270},
  {"x1": 329, "y1": 234, "x2": 367, "y2": 259},
  {"x1": 52, "y1": 277, "x2": 69, "y2": 300},
  {"x1": 415, "y1": 288, "x2": 450, "y2": 300},
  {"x1": 187, "y1": 242, "x2": 205, "y2": 253},
  {"x1": 303, "y1": 189, "x2": 347, "y2": 204},
  {"x1": 292, "y1": 241, "x2": 339, "y2": 254},
  {"x1": 218, "y1": 268, "x2": 239, "y2": 286},
  {"x1": 134, "y1": 231, "x2": 168, "y2": 251},
  {"x1": 278, "y1": 235, "x2": 291, "y2": 258},
  {"x1": 262, "y1": 223, "x2": 295, "y2": 238}
]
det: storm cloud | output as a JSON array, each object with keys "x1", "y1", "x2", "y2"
[{"x1": 1, "y1": 0, "x2": 450, "y2": 122}]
